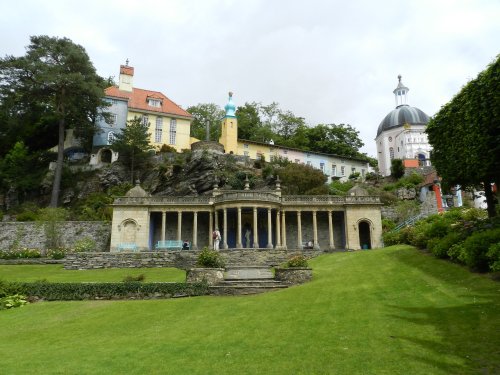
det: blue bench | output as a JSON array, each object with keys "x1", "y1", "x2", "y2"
[
  {"x1": 117, "y1": 243, "x2": 139, "y2": 252},
  {"x1": 155, "y1": 240, "x2": 189, "y2": 250}
]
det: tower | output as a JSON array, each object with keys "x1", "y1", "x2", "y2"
[
  {"x1": 118, "y1": 59, "x2": 134, "y2": 92},
  {"x1": 219, "y1": 91, "x2": 238, "y2": 154}
]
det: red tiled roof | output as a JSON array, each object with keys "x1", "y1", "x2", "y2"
[{"x1": 105, "y1": 86, "x2": 192, "y2": 118}]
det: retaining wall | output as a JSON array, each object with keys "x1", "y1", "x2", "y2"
[{"x1": 64, "y1": 249, "x2": 325, "y2": 270}]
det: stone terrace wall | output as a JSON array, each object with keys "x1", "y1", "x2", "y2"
[
  {"x1": 64, "y1": 249, "x2": 324, "y2": 270},
  {"x1": 0, "y1": 222, "x2": 111, "y2": 252}
]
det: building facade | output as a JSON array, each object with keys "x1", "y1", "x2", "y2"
[
  {"x1": 375, "y1": 76, "x2": 432, "y2": 176},
  {"x1": 90, "y1": 63, "x2": 192, "y2": 165},
  {"x1": 110, "y1": 182, "x2": 382, "y2": 252}
]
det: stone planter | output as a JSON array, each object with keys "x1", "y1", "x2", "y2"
[
  {"x1": 274, "y1": 267, "x2": 312, "y2": 285},
  {"x1": 186, "y1": 268, "x2": 225, "y2": 285}
]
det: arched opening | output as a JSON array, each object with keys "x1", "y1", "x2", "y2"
[
  {"x1": 358, "y1": 221, "x2": 371, "y2": 250},
  {"x1": 101, "y1": 149, "x2": 112, "y2": 163},
  {"x1": 417, "y1": 153, "x2": 426, "y2": 166},
  {"x1": 121, "y1": 219, "x2": 138, "y2": 243}
]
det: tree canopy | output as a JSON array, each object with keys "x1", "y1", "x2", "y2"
[
  {"x1": 110, "y1": 117, "x2": 153, "y2": 183},
  {"x1": 426, "y1": 55, "x2": 499, "y2": 217},
  {"x1": 186, "y1": 103, "x2": 225, "y2": 141},
  {"x1": 0, "y1": 35, "x2": 109, "y2": 207}
]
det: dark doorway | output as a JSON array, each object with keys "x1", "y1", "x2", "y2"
[
  {"x1": 358, "y1": 221, "x2": 371, "y2": 249},
  {"x1": 101, "y1": 149, "x2": 112, "y2": 163}
]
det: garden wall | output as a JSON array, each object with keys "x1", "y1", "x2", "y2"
[
  {"x1": 0, "y1": 222, "x2": 111, "y2": 252},
  {"x1": 64, "y1": 248, "x2": 324, "y2": 270}
]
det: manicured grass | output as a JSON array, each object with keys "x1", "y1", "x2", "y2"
[
  {"x1": 1, "y1": 245, "x2": 499, "y2": 374},
  {"x1": 0, "y1": 265, "x2": 185, "y2": 283}
]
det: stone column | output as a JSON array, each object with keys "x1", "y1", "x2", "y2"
[
  {"x1": 281, "y1": 211, "x2": 287, "y2": 249},
  {"x1": 209, "y1": 210, "x2": 213, "y2": 248},
  {"x1": 312, "y1": 210, "x2": 319, "y2": 249},
  {"x1": 161, "y1": 211, "x2": 166, "y2": 241},
  {"x1": 266, "y1": 208, "x2": 273, "y2": 249},
  {"x1": 253, "y1": 207, "x2": 259, "y2": 248},
  {"x1": 177, "y1": 211, "x2": 182, "y2": 241},
  {"x1": 214, "y1": 210, "x2": 219, "y2": 231},
  {"x1": 328, "y1": 210, "x2": 335, "y2": 250},
  {"x1": 236, "y1": 207, "x2": 242, "y2": 248},
  {"x1": 223, "y1": 208, "x2": 228, "y2": 249},
  {"x1": 276, "y1": 210, "x2": 281, "y2": 248},
  {"x1": 297, "y1": 211, "x2": 302, "y2": 248},
  {"x1": 192, "y1": 211, "x2": 198, "y2": 250}
]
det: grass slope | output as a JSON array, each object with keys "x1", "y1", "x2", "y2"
[
  {"x1": 1, "y1": 246, "x2": 499, "y2": 374},
  {"x1": 0, "y1": 265, "x2": 185, "y2": 282}
]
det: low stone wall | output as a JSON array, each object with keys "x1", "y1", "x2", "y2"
[
  {"x1": 64, "y1": 248, "x2": 324, "y2": 270},
  {"x1": 186, "y1": 268, "x2": 225, "y2": 285},
  {"x1": 0, "y1": 222, "x2": 110, "y2": 252}
]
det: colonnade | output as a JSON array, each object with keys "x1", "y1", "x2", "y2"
[{"x1": 153, "y1": 206, "x2": 338, "y2": 250}]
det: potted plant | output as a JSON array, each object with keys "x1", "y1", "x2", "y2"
[
  {"x1": 186, "y1": 247, "x2": 226, "y2": 285},
  {"x1": 274, "y1": 255, "x2": 312, "y2": 285}
]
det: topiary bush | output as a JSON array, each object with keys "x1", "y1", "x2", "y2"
[{"x1": 196, "y1": 247, "x2": 226, "y2": 268}]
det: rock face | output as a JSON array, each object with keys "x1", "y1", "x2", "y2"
[{"x1": 396, "y1": 187, "x2": 417, "y2": 200}]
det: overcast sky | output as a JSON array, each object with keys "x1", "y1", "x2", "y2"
[{"x1": 2, "y1": 0, "x2": 499, "y2": 156}]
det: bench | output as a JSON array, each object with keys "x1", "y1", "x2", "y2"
[
  {"x1": 301, "y1": 241, "x2": 314, "y2": 250},
  {"x1": 117, "y1": 243, "x2": 139, "y2": 252},
  {"x1": 155, "y1": 240, "x2": 189, "y2": 250}
]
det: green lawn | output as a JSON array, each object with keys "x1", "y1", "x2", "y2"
[
  {"x1": 0, "y1": 264, "x2": 185, "y2": 282},
  {"x1": 1, "y1": 245, "x2": 499, "y2": 374}
]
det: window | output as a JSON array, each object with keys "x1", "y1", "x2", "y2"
[
  {"x1": 155, "y1": 117, "x2": 163, "y2": 143},
  {"x1": 295, "y1": 159, "x2": 300, "y2": 163},
  {"x1": 147, "y1": 98, "x2": 162, "y2": 108},
  {"x1": 169, "y1": 119, "x2": 177, "y2": 145},
  {"x1": 389, "y1": 147, "x2": 395, "y2": 160},
  {"x1": 244, "y1": 144, "x2": 249, "y2": 149},
  {"x1": 112, "y1": 99, "x2": 118, "y2": 106},
  {"x1": 107, "y1": 131, "x2": 115, "y2": 145},
  {"x1": 283, "y1": 150, "x2": 288, "y2": 155},
  {"x1": 256, "y1": 152, "x2": 263, "y2": 160},
  {"x1": 243, "y1": 151, "x2": 249, "y2": 157},
  {"x1": 352, "y1": 167, "x2": 356, "y2": 173},
  {"x1": 341, "y1": 166, "x2": 345, "y2": 176},
  {"x1": 332, "y1": 164, "x2": 337, "y2": 176},
  {"x1": 388, "y1": 136, "x2": 392, "y2": 142},
  {"x1": 320, "y1": 162, "x2": 325, "y2": 172},
  {"x1": 361, "y1": 169, "x2": 365, "y2": 177},
  {"x1": 109, "y1": 114, "x2": 117, "y2": 126},
  {"x1": 141, "y1": 115, "x2": 149, "y2": 126},
  {"x1": 307, "y1": 161, "x2": 312, "y2": 166}
]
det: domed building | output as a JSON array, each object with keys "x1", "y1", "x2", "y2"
[{"x1": 375, "y1": 76, "x2": 432, "y2": 176}]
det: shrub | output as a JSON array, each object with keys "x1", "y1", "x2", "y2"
[
  {"x1": 123, "y1": 274, "x2": 145, "y2": 283},
  {"x1": 458, "y1": 227, "x2": 500, "y2": 272},
  {"x1": 3, "y1": 281, "x2": 209, "y2": 300},
  {"x1": 428, "y1": 231, "x2": 464, "y2": 259},
  {"x1": 46, "y1": 247, "x2": 69, "y2": 260},
  {"x1": 16, "y1": 211, "x2": 38, "y2": 221},
  {"x1": 0, "y1": 294, "x2": 28, "y2": 310},
  {"x1": 73, "y1": 237, "x2": 96, "y2": 252},
  {"x1": 285, "y1": 255, "x2": 308, "y2": 268},
  {"x1": 382, "y1": 230, "x2": 404, "y2": 246},
  {"x1": 447, "y1": 242, "x2": 465, "y2": 261},
  {"x1": 390, "y1": 159, "x2": 404, "y2": 179},
  {"x1": 487, "y1": 243, "x2": 500, "y2": 271},
  {"x1": 196, "y1": 247, "x2": 225, "y2": 268},
  {"x1": 382, "y1": 219, "x2": 396, "y2": 233},
  {"x1": 0, "y1": 248, "x2": 41, "y2": 259}
]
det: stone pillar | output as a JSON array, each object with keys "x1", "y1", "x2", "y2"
[
  {"x1": 214, "y1": 210, "x2": 219, "y2": 231},
  {"x1": 209, "y1": 210, "x2": 213, "y2": 248},
  {"x1": 192, "y1": 211, "x2": 198, "y2": 250},
  {"x1": 161, "y1": 211, "x2": 166, "y2": 241},
  {"x1": 223, "y1": 208, "x2": 228, "y2": 249},
  {"x1": 297, "y1": 211, "x2": 302, "y2": 248},
  {"x1": 177, "y1": 211, "x2": 182, "y2": 241},
  {"x1": 276, "y1": 210, "x2": 281, "y2": 248},
  {"x1": 281, "y1": 211, "x2": 287, "y2": 249},
  {"x1": 236, "y1": 207, "x2": 242, "y2": 248},
  {"x1": 267, "y1": 208, "x2": 273, "y2": 249},
  {"x1": 328, "y1": 210, "x2": 335, "y2": 250},
  {"x1": 312, "y1": 210, "x2": 319, "y2": 249},
  {"x1": 253, "y1": 207, "x2": 259, "y2": 248}
]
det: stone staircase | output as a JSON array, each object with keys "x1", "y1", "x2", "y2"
[{"x1": 210, "y1": 266, "x2": 289, "y2": 295}]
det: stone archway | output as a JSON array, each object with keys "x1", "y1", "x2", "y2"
[
  {"x1": 101, "y1": 148, "x2": 112, "y2": 163},
  {"x1": 358, "y1": 220, "x2": 371, "y2": 250}
]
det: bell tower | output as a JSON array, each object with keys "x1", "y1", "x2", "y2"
[{"x1": 219, "y1": 91, "x2": 238, "y2": 154}]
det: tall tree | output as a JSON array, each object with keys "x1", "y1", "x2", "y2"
[
  {"x1": 186, "y1": 103, "x2": 225, "y2": 141},
  {"x1": 110, "y1": 117, "x2": 153, "y2": 183},
  {"x1": 0, "y1": 35, "x2": 108, "y2": 207},
  {"x1": 235, "y1": 102, "x2": 262, "y2": 140},
  {"x1": 426, "y1": 56, "x2": 500, "y2": 217},
  {"x1": 304, "y1": 123, "x2": 364, "y2": 157}
]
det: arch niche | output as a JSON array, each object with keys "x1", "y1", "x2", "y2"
[
  {"x1": 100, "y1": 148, "x2": 112, "y2": 163},
  {"x1": 120, "y1": 219, "x2": 139, "y2": 243},
  {"x1": 358, "y1": 220, "x2": 372, "y2": 250}
]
